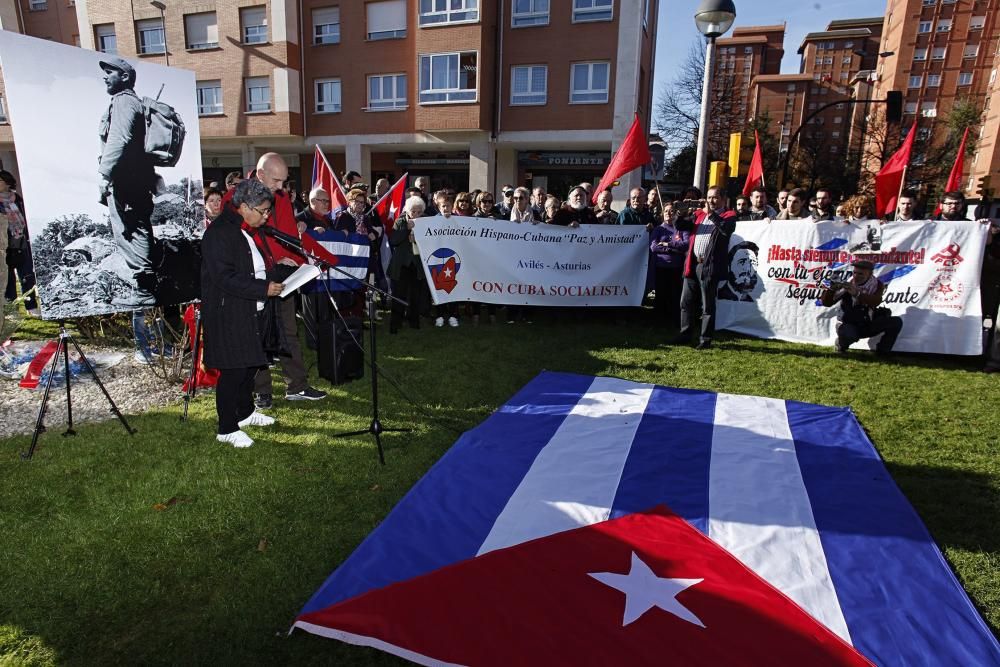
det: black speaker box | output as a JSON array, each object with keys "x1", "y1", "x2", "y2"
[{"x1": 317, "y1": 317, "x2": 364, "y2": 385}]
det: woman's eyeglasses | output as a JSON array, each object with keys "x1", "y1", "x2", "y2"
[{"x1": 252, "y1": 206, "x2": 272, "y2": 217}]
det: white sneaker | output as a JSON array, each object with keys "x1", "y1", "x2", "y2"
[
  {"x1": 134, "y1": 349, "x2": 154, "y2": 365},
  {"x1": 217, "y1": 430, "x2": 254, "y2": 448},
  {"x1": 435, "y1": 317, "x2": 444, "y2": 327},
  {"x1": 238, "y1": 410, "x2": 275, "y2": 428},
  {"x1": 448, "y1": 316, "x2": 459, "y2": 327}
]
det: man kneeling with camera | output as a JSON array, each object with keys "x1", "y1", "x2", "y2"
[{"x1": 821, "y1": 259, "x2": 903, "y2": 356}]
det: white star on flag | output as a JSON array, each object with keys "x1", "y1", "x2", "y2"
[
  {"x1": 589, "y1": 552, "x2": 705, "y2": 628},
  {"x1": 443, "y1": 267, "x2": 453, "y2": 277}
]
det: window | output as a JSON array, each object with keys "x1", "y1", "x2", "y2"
[
  {"x1": 512, "y1": 0, "x2": 548, "y2": 27},
  {"x1": 419, "y1": 0, "x2": 478, "y2": 26},
  {"x1": 834, "y1": 116, "x2": 843, "y2": 124},
  {"x1": 927, "y1": 74, "x2": 941, "y2": 87},
  {"x1": 241, "y1": 7, "x2": 267, "y2": 44},
  {"x1": 196, "y1": 80, "x2": 223, "y2": 115},
  {"x1": 314, "y1": 78, "x2": 342, "y2": 113},
  {"x1": 418, "y1": 52, "x2": 478, "y2": 103},
  {"x1": 840, "y1": 72, "x2": 849, "y2": 80},
  {"x1": 136, "y1": 18, "x2": 165, "y2": 54},
  {"x1": 845, "y1": 41, "x2": 854, "y2": 48},
  {"x1": 830, "y1": 145, "x2": 839, "y2": 153},
  {"x1": 813, "y1": 73, "x2": 821, "y2": 81},
  {"x1": 368, "y1": 73, "x2": 406, "y2": 110},
  {"x1": 918, "y1": 21, "x2": 932, "y2": 33},
  {"x1": 744, "y1": 46, "x2": 753, "y2": 54},
  {"x1": 842, "y1": 55, "x2": 852, "y2": 64},
  {"x1": 824, "y1": 56, "x2": 833, "y2": 65},
  {"x1": 914, "y1": 47, "x2": 927, "y2": 61},
  {"x1": 786, "y1": 83, "x2": 796, "y2": 91},
  {"x1": 28, "y1": 0, "x2": 46, "y2": 10},
  {"x1": 510, "y1": 65, "x2": 546, "y2": 105},
  {"x1": 572, "y1": 0, "x2": 612, "y2": 23},
  {"x1": 904, "y1": 102, "x2": 918, "y2": 114},
  {"x1": 922, "y1": 101, "x2": 937, "y2": 116},
  {"x1": 970, "y1": 16, "x2": 986, "y2": 30},
  {"x1": 958, "y1": 71, "x2": 973, "y2": 86},
  {"x1": 245, "y1": 76, "x2": 270, "y2": 112},
  {"x1": 827, "y1": 41, "x2": 835, "y2": 49},
  {"x1": 936, "y1": 19, "x2": 952, "y2": 32},
  {"x1": 922, "y1": 0, "x2": 935, "y2": 4},
  {"x1": 815, "y1": 57, "x2": 822, "y2": 66},
  {"x1": 932, "y1": 47, "x2": 946, "y2": 60},
  {"x1": 94, "y1": 23, "x2": 116, "y2": 54},
  {"x1": 185, "y1": 12, "x2": 218, "y2": 50},
  {"x1": 908, "y1": 75, "x2": 923, "y2": 88},
  {"x1": 367, "y1": 0, "x2": 405, "y2": 39},
  {"x1": 570, "y1": 61, "x2": 610, "y2": 103},
  {"x1": 831, "y1": 131, "x2": 841, "y2": 138},
  {"x1": 964, "y1": 44, "x2": 979, "y2": 59},
  {"x1": 0, "y1": 96, "x2": 6, "y2": 123},
  {"x1": 313, "y1": 7, "x2": 340, "y2": 44}
]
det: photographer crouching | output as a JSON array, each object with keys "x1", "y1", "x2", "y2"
[{"x1": 820, "y1": 259, "x2": 903, "y2": 357}]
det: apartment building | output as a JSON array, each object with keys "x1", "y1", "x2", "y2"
[
  {"x1": 0, "y1": 0, "x2": 80, "y2": 174},
  {"x1": 0, "y1": 0, "x2": 658, "y2": 199},
  {"x1": 869, "y1": 0, "x2": 1000, "y2": 195}
]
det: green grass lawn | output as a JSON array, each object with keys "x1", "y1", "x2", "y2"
[{"x1": 1, "y1": 314, "x2": 998, "y2": 665}]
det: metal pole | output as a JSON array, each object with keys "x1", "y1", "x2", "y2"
[
  {"x1": 693, "y1": 35, "x2": 717, "y2": 193},
  {"x1": 159, "y1": 7, "x2": 169, "y2": 66}
]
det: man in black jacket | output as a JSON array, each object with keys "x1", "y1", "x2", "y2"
[{"x1": 673, "y1": 186, "x2": 737, "y2": 349}]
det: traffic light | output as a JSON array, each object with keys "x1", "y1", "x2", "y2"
[
  {"x1": 977, "y1": 175, "x2": 993, "y2": 199},
  {"x1": 708, "y1": 161, "x2": 729, "y2": 189},
  {"x1": 728, "y1": 133, "x2": 742, "y2": 179},
  {"x1": 886, "y1": 91, "x2": 903, "y2": 124}
]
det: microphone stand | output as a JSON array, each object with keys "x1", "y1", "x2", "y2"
[{"x1": 264, "y1": 227, "x2": 411, "y2": 465}]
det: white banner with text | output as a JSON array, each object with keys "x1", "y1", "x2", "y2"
[
  {"x1": 716, "y1": 219, "x2": 987, "y2": 355},
  {"x1": 412, "y1": 216, "x2": 649, "y2": 307}
]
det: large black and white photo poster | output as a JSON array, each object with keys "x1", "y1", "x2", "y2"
[{"x1": 0, "y1": 31, "x2": 203, "y2": 319}]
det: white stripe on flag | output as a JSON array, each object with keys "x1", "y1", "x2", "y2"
[
  {"x1": 477, "y1": 377, "x2": 654, "y2": 556},
  {"x1": 707, "y1": 394, "x2": 852, "y2": 643}
]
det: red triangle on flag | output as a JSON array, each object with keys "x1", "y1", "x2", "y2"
[{"x1": 296, "y1": 508, "x2": 871, "y2": 666}]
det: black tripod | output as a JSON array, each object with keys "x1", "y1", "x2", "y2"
[
  {"x1": 22, "y1": 323, "x2": 136, "y2": 460},
  {"x1": 264, "y1": 230, "x2": 411, "y2": 464}
]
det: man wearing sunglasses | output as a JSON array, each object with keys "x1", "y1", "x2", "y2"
[
  {"x1": 295, "y1": 187, "x2": 333, "y2": 234},
  {"x1": 497, "y1": 185, "x2": 515, "y2": 218}
]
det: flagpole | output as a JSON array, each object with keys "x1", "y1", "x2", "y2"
[
  {"x1": 894, "y1": 163, "x2": 908, "y2": 219},
  {"x1": 366, "y1": 172, "x2": 408, "y2": 217},
  {"x1": 650, "y1": 159, "x2": 666, "y2": 213},
  {"x1": 315, "y1": 143, "x2": 348, "y2": 196}
]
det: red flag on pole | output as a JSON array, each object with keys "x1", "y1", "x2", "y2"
[
  {"x1": 742, "y1": 131, "x2": 765, "y2": 196},
  {"x1": 312, "y1": 145, "x2": 350, "y2": 217},
  {"x1": 592, "y1": 114, "x2": 652, "y2": 204},
  {"x1": 933, "y1": 127, "x2": 970, "y2": 216},
  {"x1": 875, "y1": 127, "x2": 916, "y2": 217},
  {"x1": 373, "y1": 172, "x2": 408, "y2": 224}
]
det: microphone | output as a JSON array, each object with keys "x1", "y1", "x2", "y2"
[{"x1": 259, "y1": 224, "x2": 303, "y2": 249}]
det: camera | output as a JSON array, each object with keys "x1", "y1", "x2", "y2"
[
  {"x1": 674, "y1": 199, "x2": 705, "y2": 215},
  {"x1": 827, "y1": 281, "x2": 851, "y2": 291}
]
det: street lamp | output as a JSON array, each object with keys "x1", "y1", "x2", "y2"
[
  {"x1": 692, "y1": 0, "x2": 736, "y2": 192},
  {"x1": 150, "y1": 0, "x2": 169, "y2": 66}
]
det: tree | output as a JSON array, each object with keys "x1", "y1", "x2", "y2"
[
  {"x1": 654, "y1": 38, "x2": 741, "y2": 164},
  {"x1": 909, "y1": 97, "x2": 981, "y2": 195},
  {"x1": 742, "y1": 113, "x2": 782, "y2": 192},
  {"x1": 664, "y1": 142, "x2": 697, "y2": 187}
]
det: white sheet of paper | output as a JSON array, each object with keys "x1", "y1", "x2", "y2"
[{"x1": 279, "y1": 263, "x2": 321, "y2": 299}]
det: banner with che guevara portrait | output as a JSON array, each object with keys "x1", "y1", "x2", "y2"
[
  {"x1": 715, "y1": 219, "x2": 988, "y2": 355},
  {"x1": 411, "y1": 216, "x2": 649, "y2": 307}
]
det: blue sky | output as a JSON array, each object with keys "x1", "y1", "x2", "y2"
[{"x1": 653, "y1": 0, "x2": 886, "y2": 100}]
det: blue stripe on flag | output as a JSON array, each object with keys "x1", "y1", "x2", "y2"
[
  {"x1": 299, "y1": 371, "x2": 596, "y2": 613},
  {"x1": 786, "y1": 400, "x2": 1000, "y2": 665},
  {"x1": 609, "y1": 386, "x2": 716, "y2": 533},
  {"x1": 304, "y1": 231, "x2": 370, "y2": 293}
]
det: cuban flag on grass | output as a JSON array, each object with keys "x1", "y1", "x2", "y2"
[
  {"x1": 294, "y1": 372, "x2": 1000, "y2": 666},
  {"x1": 302, "y1": 228, "x2": 369, "y2": 293}
]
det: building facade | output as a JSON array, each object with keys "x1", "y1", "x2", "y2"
[{"x1": 0, "y1": 0, "x2": 658, "y2": 201}]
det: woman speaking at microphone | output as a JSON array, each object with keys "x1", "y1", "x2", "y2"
[{"x1": 201, "y1": 179, "x2": 285, "y2": 448}]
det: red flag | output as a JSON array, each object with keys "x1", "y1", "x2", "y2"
[
  {"x1": 296, "y1": 508, "x2": 871, "y2": 666},
  {"x1": 934, "y1": 127, "x2": 970, "y2": 216},
  {"x1": 312, "y1": 145, "x2": 349, "y2": 216},
  {"x1": 592, "y1": 114, "x2": 652, "y2": 204},
  {"x1": 373, "y1": 172, "x2": 408, "y2": 224},
  {"x1": 742, "y1": 130, "x2": 765, "y2": 196},
  {"x1": 875, "y1": 127, "x2": 916, "y2": 217}
]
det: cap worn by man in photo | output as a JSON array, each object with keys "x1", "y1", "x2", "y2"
[{"x1": 99, "y1": 56, "x2": 136, "y2": 82}]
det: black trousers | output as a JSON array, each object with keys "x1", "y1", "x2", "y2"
[
  {"x1": 390, "y1": 264, "x2": 424, "y2": 329},
  {"x1": 217, "y1": 366, "x2": 258, "y2": 434},
  {"x1": 654, "y1": 266, "x2": 684, "y2": 325},
  {"x1": 837, "y1": 316, "x2": 903, "y2": 353},
  {"x1": 679, "y1": 263, "x2": 717, "y2": 343},
  {"x1": 255, "y1": 295, "x2": 309, "y2": 395}
]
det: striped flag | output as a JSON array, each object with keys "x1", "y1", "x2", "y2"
[
  {"x1": 295, "y1": 372, "x2": 1000, "y2": 666},
  {"x1": 302, "y1": 228, "x2": 369, "y2": 293}
]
